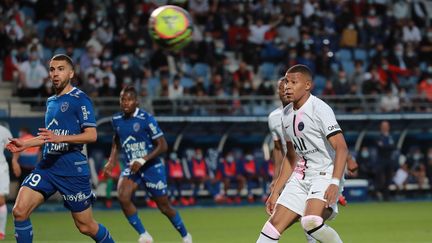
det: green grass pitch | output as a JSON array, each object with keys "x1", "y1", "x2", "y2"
[{"x1": 3, "y1": 201, "x2": 431, "y2": 242}]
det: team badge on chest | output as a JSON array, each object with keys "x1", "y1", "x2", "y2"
[
  {"x1": 61, "y1": 102, "x2": 69, "y2": 112},
  {"x1": 298, "y1": 121, "x2": 305, "y2": 131},
  {"x1": 133, "y1": 122, "x2": 140, "y2": 132}
]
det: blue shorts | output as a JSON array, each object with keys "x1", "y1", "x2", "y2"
[
  {"x1": 22, "y1": 168, "x2": 95, "y2": 212},
  {"x1": 121, "y1": 162, "x2": 168, "y2": 197}
]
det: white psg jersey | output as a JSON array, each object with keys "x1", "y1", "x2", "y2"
[
  {"x1": 268, "y1": 106, "x2": 287, "y2": 154},
  {"x1": 0, "y1": 125, "x2": 12, "y2": 165},
  {"x1": 282, "y1": 95, "x2": 342, "y2": 177}
]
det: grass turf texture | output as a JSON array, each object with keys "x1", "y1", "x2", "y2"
[{"x1": 3, "y1": 201, "x2": 431, "y2": 242}]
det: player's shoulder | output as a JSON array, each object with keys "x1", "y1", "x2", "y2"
[
  {"x1": 67, "y1": 87, "x2": 91, "y2": 101},
  {"x1": 268, "y1": 106, "x2": 283, "y2": 119},
  {"x1": 310, "y1": 95, "x2": 333, "y2": 112},
  {"x1": 112, "y1": 112, "x2": 123, "y2": 121}
]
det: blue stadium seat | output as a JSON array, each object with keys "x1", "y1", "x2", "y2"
[
  {"x1": 258, "y1": 62, "x2": 276, "y2": 81},
  {"x1": 180, "y1": 77, "x2": 195, "y2": 88},
  {"x1": 313, "y1": 75, "x2": 326, "y2": 95},
  {"x1": 0, "y1": 109, "x2": 7, "y2": 117},
  {"x1": 354, "y1": 48, "x2": 368, "y2": 62},
  {"x1": 192, "y1": 63, "x2": 211, "y2": 88},
  {"x1": 338, "y1": 48, "x2": 352, "y2": 62},
  {"x1": 342, "y1": 61, "x2": 355, "y2": 75}
]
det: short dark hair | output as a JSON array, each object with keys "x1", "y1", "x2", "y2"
[
  {"x1": 286, "y1": 64, "x2": 313, "y2": 80},
  {"x1": 120, "y1": 85, "x2": 138, "y2": 98},
  {"x1": 51, "y1": 54, "x2": 74, "y2": 70}
]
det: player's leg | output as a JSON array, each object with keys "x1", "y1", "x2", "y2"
[
  {"x1": 152, "y1": 195, "x2": 192, "y2": 242},
  {"x1": 0, "y1": 164, "x2": 10, "y2": 239},
  {"x1": 55, "y1": 174, "x2": 114, "y2": 243},
  {"x1": 13, "y1": 169, "x2": 53, "y2": 243},
  {"x1": 257, "y1": 204, "x2": 300, "y2": 243},
  {"x1": 145, "y1": 163, "x2": 192, "y2": 242},
  {"x1": 71, "y1": 207, "x2": 113, "y2": 243},
  {"x1": 117, "y1": 174, "x2": 152, "y2": 242}
]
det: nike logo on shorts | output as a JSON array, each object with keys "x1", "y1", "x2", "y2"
[{"x1": 311, "y1": 191, "x2": 320, "y2": 194}]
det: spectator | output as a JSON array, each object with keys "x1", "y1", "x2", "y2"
[
  {"x1": 425, "y1": 147, "x2": 432, "y2": 191},
  {"x1": 376, "y1": 120, "x2": 398, "y2": 201},
  {"x1": 216, "y1": 151, "x2": 246, "y2": 204},
  {"x1": 241, "y1": 152, "x2": 260, "y2": 203},
  {"x1": 406, "y1": 147, "x2": 427, "y2": 189},
  {"x1": 166, "y1": 152, "x2": 188, "y2": 206},
  {"x1": 402, "y1": 20, "x2": 421, "y2": 44},
  {"x1": 17, "y1": 51, "x2": 48, "y2": 98},
  {"x1": 168, "y1": 75, "x2": 184, "y2": 100},
  {"x1": 379, "y1": 88, "x2": 400, "y2": 113}
]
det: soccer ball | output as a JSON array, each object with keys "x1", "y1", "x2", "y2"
[{"x1": 148, "y1": 5, "x2": 193, "y2": 51}]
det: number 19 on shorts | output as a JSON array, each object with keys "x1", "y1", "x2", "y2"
[{"x1": 24, "y1": 173, "x2": 42, "y2": 186}]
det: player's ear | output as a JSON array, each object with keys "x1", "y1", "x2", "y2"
[
  {"x1": 69, "y1": 70, "x2": 74, "y2": 80},
  {"x1": 305, "y1": 79, "x2": 312, "y2": 91}
]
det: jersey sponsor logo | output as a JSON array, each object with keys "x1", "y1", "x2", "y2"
[
  {"x1": 62, "y1": 191, "x2": 92, "y2": 202},
  {"x1": 81, "y1": 106, "x2": 90, "y2": 120},
  {"x1": 298, "y1": 122, "x2": 305, "y2": 131},
  {"x1": 61, "y1": 102, "x2": 69, "y2": 112},
  {"x1": 149, "y1": 123, "x2": 158, "y2": 135},
  {"x1": 146, "y1": 180, "x2": 167, "y2": 190},
  {"x1": 133, "y1": 122, "x2": 140, "y2": 132},
  {"x1": 48, "y1": 129, "x2": 70, "y2": 152},
  {"x1": 328, "y1": 124, "x2": 340, "y2": 131},
  {"x1": 122, "y1": 136, "x2": 148, "y2": 160}
]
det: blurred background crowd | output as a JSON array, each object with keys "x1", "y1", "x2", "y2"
[{"x1": 1, "y1": 0, "x2": 432, "y2": 115}]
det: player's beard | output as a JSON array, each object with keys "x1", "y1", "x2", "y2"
[{"x1": 53, "y1": 78, "x2": 70, "y2": 95}]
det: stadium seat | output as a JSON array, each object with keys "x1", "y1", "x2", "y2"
[
  {"x1": 192, "y1": 63, "x2": 211, "y2": 88},
  {"x1": 258, "y1": 62, "x2": 276, "y2": 81},
  {"x1": 341, "y1": 61, "x2": 355, "y2": 75},
  {"x1": 313, "y1": 75, "x2": 326, "y2": 95},
  {"x1": 337, "y1": 48, "x2": 352, "y2": 62},
  {"x1": 354, "y1": 48, "x2": 368, "y2": 62},
  {"x1": 180, "y1": 77, "x2": 195, "y2": 88}
]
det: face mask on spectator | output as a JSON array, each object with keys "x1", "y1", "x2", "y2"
[
  {"x1": 226, "y1": 156, "x2": 234, "y2": 162},
  {"x1": 428, "y1": 153, "x2": 432, "y2": 160},
  {"x1": 103, "y1": 51, "x2": 111, "y2": 58},
  {"x1": 52, "y1": 20, "x2": 59, "y2": 27},
  {"x1": 195, "y1": 154, "x2": 203, "y2": 160},
  {"x1": 89, "y1": 23, "x2": 96, "y2": 30},
  {"x1": 30, "y1": 60, "x2": 38, "y2": 68},
  {"x1": 123, "y1": 77, "x2": 132, "y2": 84},
  {"x1": 205, "y1": 36, "x2": 213, "y2": 43},
  {"x1": 361, "y1": 150, "x2": 369, "y2": 158},
  {"x1": 117, "y1": 7, "x2": 125, "y2": 14},
  {"x1": 121, "y1": 63, "x2": 129, "y2": 70},
  {"x1": 413, "y1": 153, "x2": 422, "y2": 160},
  {"x1": 395, "y1": 50, "x2": 403, "y2": 57},
  {"x1": 245, "y1": 155, "x2": 253, "y2": 161},
  {"x1": 348, "y1": 24, "x2": 354, "y2": 30},
  {"x1": 80, "y1": 9, "x2": 87, "y2": 16},
  {"x1": 170, "y1": 153, "x2": 177, "y2": 160},
  {"x1": 235, "y1": 18, "x2": 244, "y2": 26},
  {"x1": 11, "y1": 49, "x2": 17, "y2": 56}
]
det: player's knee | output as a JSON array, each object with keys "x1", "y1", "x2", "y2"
[
  {"x1": 117, "y1": 191, "x2": 131, "y2": 204},
  {"x1": 301, "y1": 215, "x2": 323, "y2": 232},
  {"x1": 76, "y1": 222, "x2": 97, "y2": 236},
  {"x1": 12, "y1": 204, "x2": 29, "y2": 221},
  {"x1": 157, "y1": 202, "x2": 174, "y2": 216}
]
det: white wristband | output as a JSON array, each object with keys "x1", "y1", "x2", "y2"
[
  {"x1": 330, "y1": 178, "x2": 340, "y2": 187},
  {"x1": 134, "y1": 158, "x2": 147, "y2": 166}
]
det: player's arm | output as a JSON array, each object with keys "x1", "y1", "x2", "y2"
[
  {"x1": 346, "y1": 153, "x2": 359, "y2": 177},
  {"x1": 266, "y1": 141, "x2": 296, "y2": 215},
  {"x1": 325, "y1": 133, "x2": 348, "y2": 207},
  {"x1": 271, "y1": 139, "x2": 284, "y2": 186},
  {"x1": 104, "y1": 133, "x2": 120, "y2": 177},
  {"x1": 130, "y1": 136, "x2": 168, "y2": 173},
  {"x1": 6, "y1": 136, "x2": 45, "y2": 153},
  {"x1": 11, "y1": 152, "x2": 22, "y2": 177},
  {"x1": 37, "y1": 127, "x2": 97, "y2": 144}
]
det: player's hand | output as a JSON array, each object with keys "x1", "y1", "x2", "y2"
[
  {"x1": 103, "y1": 162, "x2": 115, "y2": 178},
  {"x1": 130, "y1": 161, "x2": 143, "y2": 173},
  {"x1": 6, "y1": 138, "x2": 26, "y2": 153},
  {"x1": 347, "y1": 161, "x2": 359, "y2": 177},
  {"x1": 12, "y1": 160, "x2": 22, "y2": 177},
  {"x1": 38, "y1": 128, "x2": 62, "y2": 143},
  {"x1": 265, "y1": 193, "x2": 278, "y2": 216},
  {"x1": 324, "y1": 184, "x2": 339, "y2": 208}
]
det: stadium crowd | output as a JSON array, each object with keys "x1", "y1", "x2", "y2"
[{"x1": 1, "y1": 0, "x2": 432, "y2": 115}]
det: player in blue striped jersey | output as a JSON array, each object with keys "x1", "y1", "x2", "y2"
[
  {"x1": 104, "y1": 86, "x2": 192, "y2": 243},
  {"x1": 6, "y1": 54, "x2": 114, "y2": 243}
]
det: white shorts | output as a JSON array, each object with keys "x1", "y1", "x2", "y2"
[
  {"x1": 0, "y1": 162, "x2": 10, "y2": 195},
  {"x1": 276, "y1": 173, "x2": 339, "y2": 220}
]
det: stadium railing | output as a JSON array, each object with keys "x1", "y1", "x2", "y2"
[{"x1": 0, "y1": 94, "x2": 431, "y2": 117}]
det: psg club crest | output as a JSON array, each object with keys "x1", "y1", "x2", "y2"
[
  {"x1": 61, "y1": 102, "x2": 69, "y2": 112},
  {"x1": 133, "y1": 122, "x2": 140, "y2": 132},
  {"x1": 298, "y1": 122, "x2": 305, "y2": 131}
]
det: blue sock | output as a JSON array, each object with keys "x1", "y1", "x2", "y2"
[
  {"x1": 170, "y1": 211, "x2": 188, "y2": 237},
  {"x1": 126, "y1": 212, "x2": 146, "y2": 235},
  {"x1": 14, "y1": 219, "x2": 33, "y2": 243},
  {"x1": 93, "y1": 224, "x2": 114, "y2": 243}
]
